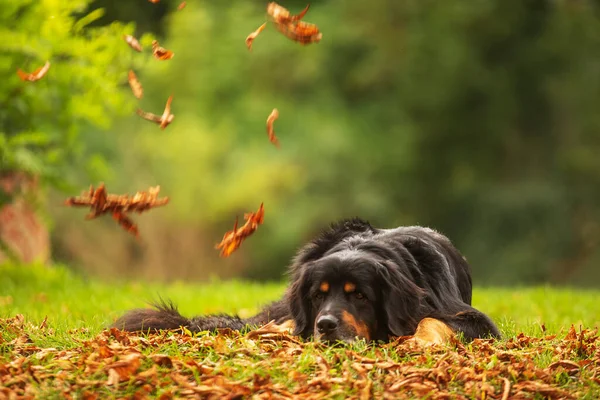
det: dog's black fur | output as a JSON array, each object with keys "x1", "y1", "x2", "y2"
[{"x1": 113, "y1": 218, "x2": 500, "y2": 342}]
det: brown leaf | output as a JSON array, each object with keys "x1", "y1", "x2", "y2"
[
  {"x1": 267, "y1": 2, "x2": 310, "y2": 24},
  {"x1": 275, "y1": 20, "x2": 322, "y2": 45},
  {"x1": 105, "y1": 353, "x2": 142, "y2": 382},
  {"x1": 360, "y1": 379, "x2": 372, "y2": 400},
  {"x1": 565, "y1": 325, "x2": 578, "y2": 340},
  {"x1": 267, "y1": 3, "x2": 322, "y2": 45},
  {"x1": 65, "y1": 184, "x2": 168, "y2": 237},
  {"x1": 246, "y1": 23, "x2": 267, "y2": 51},
  {"x1": 215, "y1": 203, "x2": 265, "y2": 257},
  {"x1": 151, "y1": 354, "x2": 174, "y2": 368},
  {"x1": 152, "y1": 40, "x2": 174, "y2": 60},
  {"x1": 137, "y1": 95, "x2": 174, "y2": 130},
  {"x1": 123, "y1": 35, "x2": 142, "y2": 52},
  {"x1": 547, "y1": 360, "x2": 580, "y2": 373},
  {"x1": 17, "y1": 61, "x2": 50, "y2": 82},
  {"x1": 106, "y1": 368, "x2": 121, "y2": 386},
  {"x1": 266, "y1": 108, "x2": 280, "y2": 148},
  {"x1": 128, "y1": 70, "x2": 144, "y2": 99},
  {"x1": 134, "y1": 365, "x2": 158, "y2": 384},
  {"x1": 500, "y1": 377, "x2": 511, "y2": 400},
  {"x1": 514, "y1": 381, "x2": 575, "y2": 399}
]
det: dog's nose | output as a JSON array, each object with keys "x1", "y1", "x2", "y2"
[{"x1": 316, "y1": 315, "x2": 338, "y2": 334}]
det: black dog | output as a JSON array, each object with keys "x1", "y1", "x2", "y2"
[{"x1": 113, "y1": 218, "x2": 500, "y2": 343}]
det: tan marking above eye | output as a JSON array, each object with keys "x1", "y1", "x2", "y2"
[
  {"x1": 319, "y1": 281, "x2": 329, "y2": 293},
  {"x1": 344, "y1": 282, "x2": 356, "y2": 293}
]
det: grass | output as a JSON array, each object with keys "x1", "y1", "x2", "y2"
[{"x1": 1, "y1": 262, "x2": 599, "y2": 398}]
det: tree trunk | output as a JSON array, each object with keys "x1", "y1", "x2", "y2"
[{"x1": 0, "y1": 171, "x2": 49, "y2": 264}]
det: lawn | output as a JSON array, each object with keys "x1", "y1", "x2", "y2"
[{"x1": 1, "y1": 262, "x2": 599, "y2": 398}]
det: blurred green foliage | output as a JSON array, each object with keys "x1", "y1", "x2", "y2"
[
  {"x1": 9, "y1": 0, "x2": 600, "y2": 286},
  {"x1": 0, "y1": 0, "x2": 137, "y2": 194}
]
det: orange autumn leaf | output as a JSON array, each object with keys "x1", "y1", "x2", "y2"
[
  {"x1": 267, "y1": 2, "x2": 310, "y2": 25},
  {"x1": 65, "y1": 184, "x2": 169, "y2": 238},
  {"x1": 266, "y1": 108, "x2": 280, "y2": 148},
  {"x1": 105, "y1": 353, "x2": 142, "y2": 382},
  {"x1": 267, "y1": 2, "x2": 322, "y2": 45},
  {"x1": 148, "y1": 0, "x2": 160, "y2": 3},
  {"x1": 178, "y1": 2, "x2": 186, "y2": 10},
  {"x1": 276, "y1": 20, "x2": 322, "y2": 45},
  {"x1": 16, "y1": 61, "x2": 50, "y2": 82},
  {"x1": 123, "y1": 35, "x2": 143, "y2": 52},
  {"x1": 136, "y1": 95, "x2": 174, "y2": 130},
  {"x1": 128, "y1": 70, "x2": 143, "y2": 100},
  {"x1": 246, "y1": 23, "x2": 267, "y2": 51},
  {"x1": 152, "y1": 40, "x2": 174, "y2": 60},
  {"x1": 159, "y1": 95, "x2": 174, "y2": 129},
  {"x1": 215, "y1": 203, "x2": 265, "y2": 257}
]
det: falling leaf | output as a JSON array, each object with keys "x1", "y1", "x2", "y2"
[
  {"x1": 267, "y1": 2, "x2": 322, "y2": 45},
  {"x1": 152, "y1": 40, "x2": 174, "y2": 60},
  {"x1": 215, "y1": 203, "x2": 265, "y2": 257},
  {"x1": 136, "y1": 95, "x2": 175, "y2": 130},
  {"x1": 16, "y1": 61, "x2": 50, "y2": 82},
  {"x1": 246, "y1": 23, "x2": 267, "y2": 51},
  {"x1": 267, "y1": 2, "x2": 310, "y2": 25},
  {"x1": 178, "y1": 2, "x2": 186, "y2": 10},
  {"x1": 64, "y1": 183, "x2": 169, "y2": 238},
  {"x1": 275, "y1": 20, "x2": 322, "y2": 45},
  {"x1": 266, "y1": 108, "x2": 280, "y2": 148},
  {"x1": 128, "y1": 70, "x2": 143, "y2": 99},
  {"x1": 123, "y1": 35, "x2": 143, "y2": 52}
]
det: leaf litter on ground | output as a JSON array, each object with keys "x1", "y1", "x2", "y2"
[{"x1": 1, "y1": 314, "x2": 599, "y2": 399}]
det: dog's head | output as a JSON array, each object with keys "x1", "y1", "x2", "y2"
[{"x1": 287, "y1": 236, "x2": 426, "y2": 343}]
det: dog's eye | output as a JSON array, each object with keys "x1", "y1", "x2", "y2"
[
  {"x1": 355, "y1": 292, "x2": 365, "y2": 300},
  {"x1": 314, "y1": 292, "x2": 324, "y2": 300}
]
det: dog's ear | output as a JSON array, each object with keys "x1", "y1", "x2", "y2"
[
  {"x1": 377, "y1": 262, "x2": 426, "y2": 337},
  {"x1": 286, "y1": 268, "x2": 313, "y2": 338}
]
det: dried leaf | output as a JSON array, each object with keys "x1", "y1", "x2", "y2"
[
  {"x1": 64, "y1": 183, "x2": 169, "y2": 238},
  {"x1": 123, "y1": 35, "x2": 142, "y2": 52},
  {"x1": 128, "y1": 70, "x2": 143, "y2": 99},
  {"x1": 246, "y1": 23, "x2": 267, "y2": 51},
  {"x1": 215, "y1": 203, "x2": 265, "y2": 257},
  {"x1": 275, "y1": 20, "x2": 322, "y2": 45},
  {"x1": 267, "y1": 2, "x2": 322, "y2": 45},
  {"x1": 2, "y1": 315, "x2": 599, "y2": 399},
  {"x1": 266, "y1": 108, "x2": 280, "y2": 148},
  {"x1": 16, "y1": 61, "x2": 50, "y2": 82},
  {"x1": 267, "y1": 3, "x2": 310, "y2": 24},
  {"x1": 151, "y1": 354, "x2": 173, "y2": 368},
  {"x1": 547, "y1": 360, "x2": 580, "y2": 373},
  {"x1": 152, "y1": 40, "x2": 174, "y2": 60},
  {"x1": 136, "y1": 95, "x2": 175, "y2": 130},
  {"x1": 500, "y1": 377, "x2": 511, "y2": 400},
  {"x1": 105, "y1": 353, "x2": 142, "y2": 382}
]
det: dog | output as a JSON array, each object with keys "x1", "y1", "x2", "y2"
[{"x1": 113, "y1": 218, "x2": 500, "y2": 343}]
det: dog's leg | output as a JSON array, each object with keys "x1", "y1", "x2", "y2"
[
  {"x1": 411, "y1": 317, "x2": 455, "y2": 345},
  {"x1": 425, "y1": 306, "x2": 501, "y2": 341},
  {"x1": 438, "y1": 308, "x2": 501, "y2": 341},
  {"x1": 273, "y1": 319, "x2": 296, "y2": 333}
]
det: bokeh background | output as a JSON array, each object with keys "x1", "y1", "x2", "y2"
[{"x1": 2, "y1": 0, "x2": 600, "y2": 287}]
